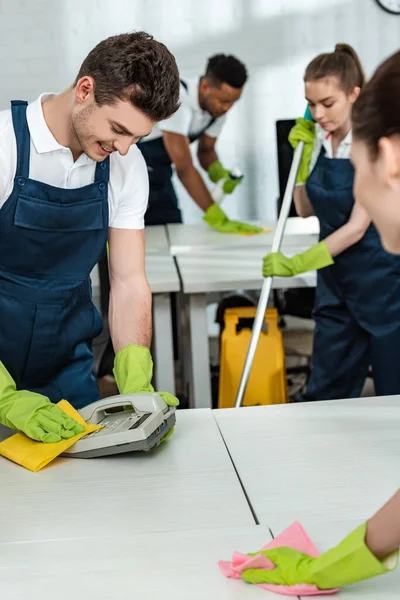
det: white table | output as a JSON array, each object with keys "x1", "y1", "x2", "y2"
[
  {"x1": 145, "y1": 254, "x2": 180, "y2": 393},
  {"x1": 2, "y1": 526, "x2": 274, "y2": 600},
  {"x1": 214, "y1": 397, "x2": 400, "y2": 598},
  {"x1": 0, "y1": 410, "x2": 255, "y2": 544},
  {"x1": 144, "y1": 224, "x2": 170, "y2": 254},
  {"x1": 0, "y1": 409, "x2": 267, "y2": 599},
  {"x1": 176, "y1": 246, "x2": 316, "y2": 409},
  {"x1": 2, "y1": 401, "x2": 399, "y2": 599},
  {"x1": 167, "y1": 216, "x2": 319, "y2": 255}
]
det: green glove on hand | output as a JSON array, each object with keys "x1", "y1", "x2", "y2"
[
  {"x1": 207, "y1": 160, "x2": 229, "y2": 183},
  {"x1": 288, "y1": 118, "x2": 316, "y2": 184},
  {"x1": 262, "y1": 241, "x2": 333, "y2": 278},
  {"x1": 222, "y1": 176, "x2": 242, "y2": 195},
  {"x1": 242, "y1": 522, "x2": 398, "y2": 589},
  {"x1": 208, "y1": 160, "x2": 243, "y2": 194},
  {"x1": 0, "y1": 362, "x2": 84, "y2": 443},
  {"x1": 113, "y1": 345, "x2": 179, "y2": 408},
  {"x1": 204, "y1": 204, "x2": 264, "y2": 235}
]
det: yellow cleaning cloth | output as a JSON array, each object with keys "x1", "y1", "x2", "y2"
[
  {"x1": 239, "y1": 227, "x2": 273, "y2": 236},
  {"x1": 0, "y1": 400, "x2": 102, "y2": 472}
]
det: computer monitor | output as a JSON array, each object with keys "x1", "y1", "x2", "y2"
[{"x1": 276, "y1": 119, "x2": 298, "y2": 217}]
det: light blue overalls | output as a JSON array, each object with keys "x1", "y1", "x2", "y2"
[{"x1": 0, "y1": 101, "x2": 110, "y2": 409}]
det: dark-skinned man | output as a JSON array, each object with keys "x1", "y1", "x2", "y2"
[{"x1": 138, "y1": 54, "x2": 263, "y2": 233}]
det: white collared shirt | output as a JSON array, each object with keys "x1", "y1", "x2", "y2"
[
  {"x1": 0, "y1": 94, "x2": 148, "y2": 229},
  {"x1": 144, "y1": 77, "x2": 226, "y2": 142},
  {"x1": 309, "y1": 123, "x2": 352, "y2": 173}
]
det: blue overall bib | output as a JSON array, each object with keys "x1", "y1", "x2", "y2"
[
  {"x1": 0, "y1": 101, "x2": 110, "y2": 410},
  {"x1": 303, "y1": 149, "x2": 400, "y2": 400},
  {"x1": 138, "y1": 80, "x2": 216, "y2": 226}
]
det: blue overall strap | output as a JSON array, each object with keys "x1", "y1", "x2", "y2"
[
  {"x1": 180, "y1": 79, "x2": 216, "y2": 141},
  {"x1": 10, "y1": 101, "x2": 30, "y2": 179},
  {"x1": 11, "y1": 100, "x2": 110, "y2": 184},
  {"x1": 94, "y1": 155, "x2": 110, "y2": 183},
  {"x1": 189, "y1": 117, "x2": 216, "y2": 142}
]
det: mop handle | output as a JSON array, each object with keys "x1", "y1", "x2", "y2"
[{"x1": 234, "y1": 110, "x2": 312, "y2": 408}]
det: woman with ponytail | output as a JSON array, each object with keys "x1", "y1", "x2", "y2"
[
  {"x1": 239, "y1": 48, "x2": 400, "y2": 592},
  {"x1": 263, "y1": 44, "x2": 400, "y2": 402}
]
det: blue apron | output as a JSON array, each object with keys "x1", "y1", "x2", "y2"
[
  {"x1": 303, "y1": 149, "x2": 400, "y2": 400},
  {"x1": 0, "y1": 101, "x2": 110, "y2": 410},
  {"x1": 138, "y1": 80, "x2": 216, "y2": 226}
]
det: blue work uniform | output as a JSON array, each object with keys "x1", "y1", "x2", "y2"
[
  {"x1": 0, "y1": 101, "x2": 109, "y2": 410},
  {"x1": 303, "y1": 148, "x2": 400, "y2": 400}
]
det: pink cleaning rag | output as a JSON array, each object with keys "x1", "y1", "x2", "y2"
[{"x1": 219, "y1": 522, "x2": 339, "y2": 596}]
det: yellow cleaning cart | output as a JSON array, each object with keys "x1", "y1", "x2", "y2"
[{"x1": 219, "y1": 306, "x2": 288, "y2": 408}]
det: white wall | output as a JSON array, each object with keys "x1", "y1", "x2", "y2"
[{"x1": 0, "y1": 0, "x2": 399, "y2": 222}]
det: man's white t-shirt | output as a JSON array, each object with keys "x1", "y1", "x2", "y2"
[
  {"x1": 144, "y1": 77, "x2": 226, "y2": 142},
  {"x1": 0, "y1": 94, "x2": 149, "y2": 229}
]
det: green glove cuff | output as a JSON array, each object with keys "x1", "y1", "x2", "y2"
[
  {"x1": 0, "y1": 361, "x2": 17, "y2": 403},
  {"x1": 311, "y1": 523, "x2": 397, "y2": 589},
  {"x1": 207, "y1": 160, "x2": 228, "y2": 183},
  {"x1": 113, "y1": 346, "x2": 180, "y2": 408},
  {"x1": 222, "y1": 177, "x2": 242, "y2": 194},
  {"x1": 288, "y1": 118, "x2": 316, "y2": 184},
  {"x1": 288, "y1": 118, "x2": 316, "y2": 148},
  {"x1": 203, "y1": 203, "x2": 228, "y2": 225},
  {"x1": 113, "y1": 344, "x2": 154, "y2": 395},
  {"x1": 292, "y1": 241, "x2": 333, "y2": 274}
]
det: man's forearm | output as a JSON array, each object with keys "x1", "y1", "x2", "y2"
[
  {"x1": 109, "y1": 277, "x2": 152, "y2": 353},
  {"x1": 198, "y1": 148, "x2": 219, "y2": 171},
  {"x1": 177, "y1": 164, "x2": 214, "y2": 212}
]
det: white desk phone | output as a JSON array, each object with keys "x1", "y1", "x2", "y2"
[{"x1": 63, "y1": 393, "x2": 176, "y2": 459}]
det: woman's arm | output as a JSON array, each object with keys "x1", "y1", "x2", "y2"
[
  {"x1": 293, "y1": 185, "x2": 315, "y2": 218},
  {"x1": 324, "y1": 201, "x2": 371, "y2": 257},
  {"x1": 366, "y1": 489, "x2": 400, "y2": 559}
]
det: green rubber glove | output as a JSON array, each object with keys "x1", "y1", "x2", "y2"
[
  {"x1": 242, "y1": 522, "x2": 398, "y2": 589},
  {"x1": 204, "y1": 204, "x2": 264, "y2": 235},
  {"x1": 288, "y1": 118, "x2": 316, "y2": 184},
  {"x1": 222, "y1": 175, "x2": 243, "y2": 195},
  {"x1": 262, "y1": 241, "x2": 333, "y2": 277},
  {"x1": 208, "y1": 160, "x2": 243, "y2": 194},
  {"x1": 208, "y1": 161, "x2": 243, "y2": 194},
  {"x1": 207, "y1": 160, "x2": 229, "y2": 183},
  {"x1": 0, "y1": 362, "x2": 85, "y2": 443},
  {"x1": 113, "y1": 345, "x2": 179, "y2": 407}
]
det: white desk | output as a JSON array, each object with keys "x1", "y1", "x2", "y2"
[
  {"x1": 144, "y1": 224, "x2": 170, "y2": 254},
  {"x1": 214, "y1": 397, "x2": 400, "y2": 598},
  {"x1": 176, "y1": 247, "x2": 316, "y2": 409},
  {"x1": 0, "y1": 410, "x2": 255, "y2": 544},
  {"x1": 2, "y1": 402, "x2": 399, "y2": 598},
  {"x1": 177, "y1": 247, "x2": 316, "y2": 294},
  {"x1": 167, "y1": 216, "x2": 319, "y2": 255},
  {"x1": 2, "y1": 526, "x2": 275, "y2": 600},
  {"x1": 145, "y1": 254, "x2": 180, "y2": 393},
  {"x1": 214, "y1": 397, "x2": 400, "y2": 529}
]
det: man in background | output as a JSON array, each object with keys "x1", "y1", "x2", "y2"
[{"x1": 138, "y1": 54, "x2": 263, "y2": 234}]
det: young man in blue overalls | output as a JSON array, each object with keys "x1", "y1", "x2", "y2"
[{"x1": 0, "y1": 32, "x2": 180, "y2": 443}]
